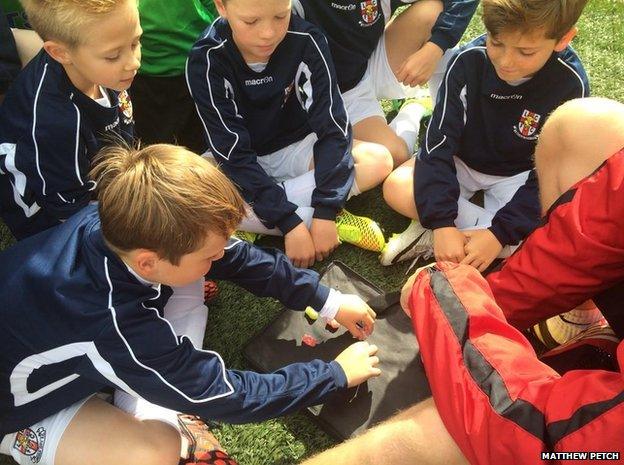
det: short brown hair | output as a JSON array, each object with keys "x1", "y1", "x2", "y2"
[
  {"x1": 90, "y1": 144, "x2": 246, "y2": 265},
  {"x1": 20, "y1": 0, "x2": 134, "y2": 46},
  {"x1": 482, "y1": 0, "x2": 588, "y2": 40}
]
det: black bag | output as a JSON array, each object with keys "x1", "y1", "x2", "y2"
[{"x1": 244, "y1": 261, "x2": 431, "y2": 439}]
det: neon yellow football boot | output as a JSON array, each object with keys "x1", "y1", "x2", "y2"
[
  {"x1": 233, "y1": 230, "x2": 259, "y2": 243},
  {"x1": 336, "y1": 209, "x2": 385, "y2": 252}
]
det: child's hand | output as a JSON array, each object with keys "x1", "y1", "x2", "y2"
[
  {"x1": 334, "y1": 341, "x2": 381, "y2": 387},
  {"x1": 433, "y1": 226, "x2": 466, "y2": 263},
  {"x1": 396, "y1": 42, "x2": 444, "y2": 87},
  {"x1": 461, "y1": 229, "x2": 503, "y2": 272},
  {"x1": 285, "y1": 223, "x2": 316, "y2": 268},
  {"x1": 310, "y1": 218, "x2": 340, "y2": 262},
  {"x1": 335, "y1": 294, "x2": 376, "y2": 339}
]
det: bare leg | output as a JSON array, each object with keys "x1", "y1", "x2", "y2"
[
  {"x1": 534, "y1": 97, "x2": 624, "y2": 213},
  {"x1": 354, "y1": 116, "x2": 411, "y2": 166},
  {"x1": 352, "y1": 139, "x2": 394, "y2": 191},
  {"x1": 384, "y1": 0, "x2": 444, "y2": 74},
  {"x1": 383, "y1": 157, "x2": 419, "y2": 219},
  {"x1": 300, "y1": 397, "x2": 467, "y2": 465},
  {"x1": 56, "y1": 396, "x2": 181, "y2": 465}
]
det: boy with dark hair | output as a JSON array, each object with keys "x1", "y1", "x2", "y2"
[
  {"x1": 0, "y1": 0, "x2": 141, "y2": 240},
  {"x1": 0, "y1": 143, "x2": 380, "y2": 465},
  {"x1": 381, "y1": 0, "x2": 589, "y2": 271}
]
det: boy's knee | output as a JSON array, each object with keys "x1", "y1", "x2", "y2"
[
  {"x1": 408, "y1": 0, "x2": 444, "y2": 31},
  {"x1": 545, "y1": 97, "x2": 624, "y2": 143},
  {"x1": 383, "y1": 166, "x2": 411, "y2": 206},
  {"x1": 385, "y1": 136, "x2": 411, "y2": 166},
  {"x1": 131, "y1": 421, "x2": 181, "y2": 465},
  {"x1": 538, "y1": 98, "x2": 624, "y2": 168},
  {"x1": 361, "y1": 142, "x2": 394, "y2": 178}
]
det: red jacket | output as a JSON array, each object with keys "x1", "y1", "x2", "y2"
[{"x1": 408, "y1": 262, "x2": 623, "y2": 464}]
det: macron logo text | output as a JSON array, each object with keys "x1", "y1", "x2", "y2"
[
  {"x1": 245, "y1": 76, "x2": 274, "y2": 86},
  {"x1": 331, "y1": 2, "x2": 356, "y2": 10}
]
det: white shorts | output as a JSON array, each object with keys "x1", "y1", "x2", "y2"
[
  {"x1": 0, "y1": 396, "x2": 91, "y2": 465},
  {"x1": 454, "y1": 156, "x2": 531, "y2": 221},
  {"x1": 256, "y1": 132, "x2": 317, "y2": 183},
  {"x1": 204, "y1": 133, "x2": 317, "y2": 184},
  {"x1": 342, "y1": 33, "x2": 456, "y2": 125}
]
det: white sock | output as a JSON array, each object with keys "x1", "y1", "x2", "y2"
[
  {"x1": 389, "y1": 103, "x2": 425, "y2": 153},
  {"x1": 163, "y1": 278, "x2": 208, "y2": 349},
  {"x1": 238, "y1": 204, "x2": 314, "y2": 236}
]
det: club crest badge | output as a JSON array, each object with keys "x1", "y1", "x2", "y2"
[
  {"x1": 359, "y1": 0, "x2": 380, "y2": 26},
  {"x1": 13, "y1": 427, "x2": 46, "y2": 463},
  {"x1": 118, "y1": 90, "x2": 133, "y2": 123},
  {"x1": 514, "y1": 109, "x2": 541, "y2": 140}
]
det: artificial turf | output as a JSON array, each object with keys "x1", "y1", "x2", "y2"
[{"x1": 0, "y1": 1, "x2": 622, "y2": 463}]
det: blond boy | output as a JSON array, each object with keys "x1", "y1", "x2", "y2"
[
  {"x1": 0, "y1": 0, "x2": 141, "y2": 240},
  {"x1": 0, "y1": 143, "x2": 381, "y2": 465}
]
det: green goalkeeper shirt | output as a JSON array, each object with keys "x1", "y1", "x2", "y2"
[{"x1": 138, "y1": 0, "x2": 217, "y2": 77}]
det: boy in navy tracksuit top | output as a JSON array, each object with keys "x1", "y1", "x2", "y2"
[
  {"x1": 187, "y1": 0, "x2": 391, "y2": 270},
  {"x1": 381, "y1": 0, "x2": 589, "y2": 272},
  {"x1": 292, "y1": 0, "x2": 479, "y2": 166},
  {"x1": 0, "y1": 0, "x2": 140, "y2": 240},
  {"x1": 0, "y1": 143, "x2": 380, "y2": 465}
]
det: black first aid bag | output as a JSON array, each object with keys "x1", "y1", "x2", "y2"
[{"x1": 244, "y1": 261, "x2": 431, "y2": 439}]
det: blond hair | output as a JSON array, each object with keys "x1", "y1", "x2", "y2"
[
  {"x1": 90, "y1": 144, "x2": 246, "y2": 265},
  {"x1": 20, "y1": 0, "x2": 134, "y2": 45},
  {"x1": 482, "y1": 0, "x2": 588, "y2": 40}
]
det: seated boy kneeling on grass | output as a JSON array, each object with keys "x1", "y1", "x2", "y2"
[
  {"x1": 380, "y1": 0, "x2": 589, "y2": 271},
  {"x1": 0, "y1": 143, "x2": 380, "y2": 465},
  {"x1": 186, "y1": 0, "x2": 393, "y2": 269}
]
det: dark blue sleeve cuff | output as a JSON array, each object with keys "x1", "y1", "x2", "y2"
[
  {"x1": 309, "y1": 284, "x2": 331, "y2": 312},
  {"x1": 423, "y1": 217, "x2": 456, "y2": 231},
  {"x1": 277, "y1": 213, "x2": 304, "y2": 235},
  {"x1": 313, "y1": 206, "x2": 339, "y2": 221},
  {"x1": 328, "y1": 360, "x2": 348, "y2": 389}
]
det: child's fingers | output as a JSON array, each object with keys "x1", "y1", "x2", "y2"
[
  {"x1": 460, "y1": 252, "x2": 478, "y2": 266},
  {"x1": 356, "y1": 319, "x2": 374, "y2": 338},
  {"x1": 396, "y1": 61, "x2": 408, "y2": 83}
]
